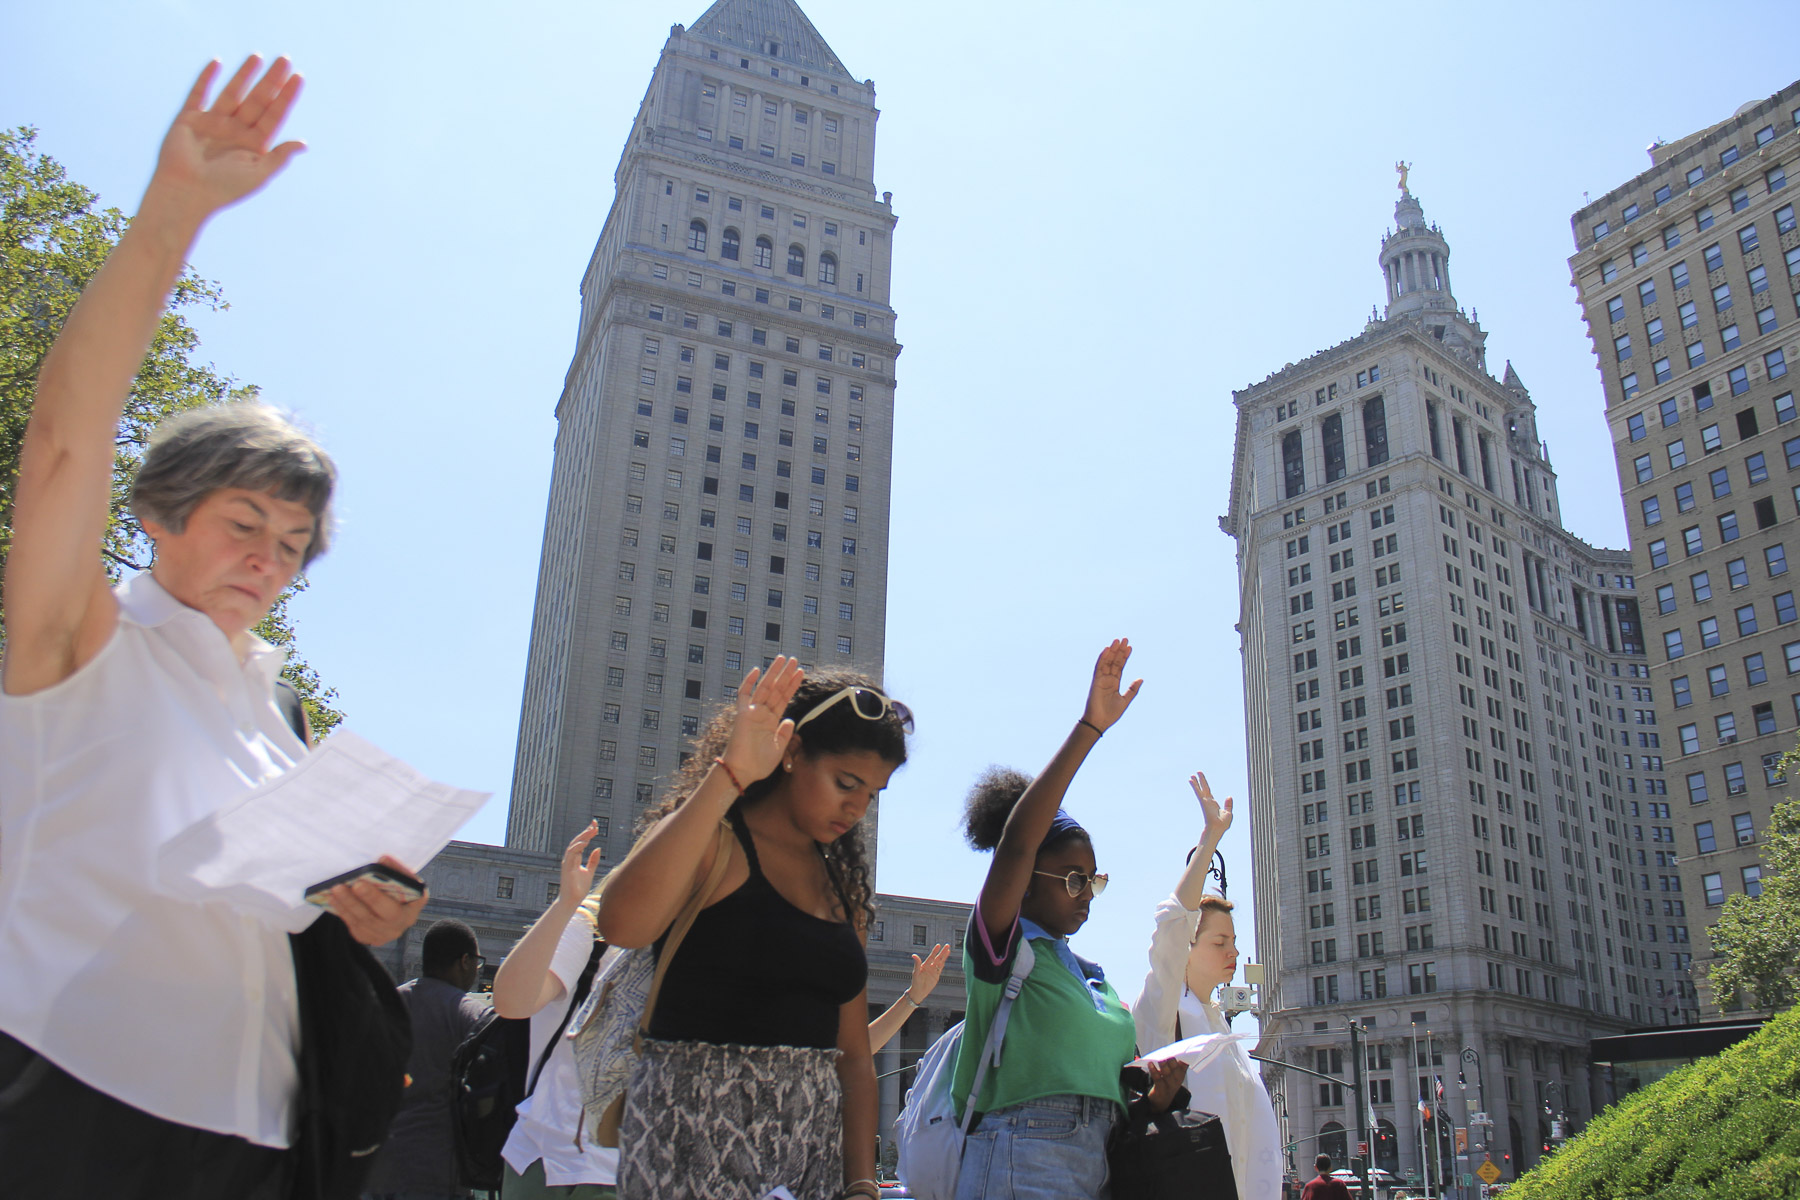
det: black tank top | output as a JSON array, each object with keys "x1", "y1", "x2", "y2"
[{"x1": 648, "y1": 808, "x2": 867, "y2": 1049}]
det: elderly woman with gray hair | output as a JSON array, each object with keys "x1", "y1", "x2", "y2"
[{"x1": 0, "y1": 57, "x2": 423, "y2": 1198}]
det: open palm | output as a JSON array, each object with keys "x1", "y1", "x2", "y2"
[
  {"x1": 156, "y1": 56, "x2": 305, "y2": 216},
  {"x1": 1082, "y1": 638, "x2": 1143, "y2": 732},
  {"x1": 722, "y1": 655, "x2": 805, "y2": 781}
]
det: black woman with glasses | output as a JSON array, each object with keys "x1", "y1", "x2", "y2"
[
  {"x1": 951, "y1": 640, "x2": 1188, "y2": 1200},
  {"x1": 595, "y1": 659, "x2": 912, "y2": 1200}
]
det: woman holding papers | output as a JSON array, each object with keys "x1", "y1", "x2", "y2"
[
  {"x1": 1133, "y1": 772, "x2": 1283, "y2": 1199},
  {"x1": 596, "y1": 658, "x2": 911, "y2": 1200},
  {"x1": 0, "y1": 58, "x2": 423, "y2": 1197}
]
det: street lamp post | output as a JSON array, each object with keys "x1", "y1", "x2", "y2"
[
  {"x1": 1544, "y1": 1079, "x2": 1567, "y2": 1157},
  {"x1": 1460, "y1": 1046, "x2": 1488, "y2": 1178}
]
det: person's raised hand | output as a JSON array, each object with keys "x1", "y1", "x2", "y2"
[
  {"x1": 1190, "y1": 771, "x2": 1234, "y2": 840},
  {"x1": 721, "y1": 655, "x2": 805, "y2": 784},
  {"x1": 152, "y1": 56, "x2": 305, "y2": 221},
  {"x1": 907, "y1": 943, "x2": 952, "y2": 1005},
  {"x1": 561, "y1": 821, "x2": 604, "y2": 903},
  {"x1": 333, "y1": 855, "x2": 428, "y2": 947},
  {"x1": 1082, "y1": 638, "x2": 1143, "y2": 733}
]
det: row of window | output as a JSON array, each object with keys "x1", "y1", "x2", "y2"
[
  {"x1": 647, "y1": 257, "x2": 871, "y2": 305},
  {"x1": 1674, "y1": 696, "x2": 1796, "y2": 755},
  {"x1": 1589, "y1": 113, "x2": 1794, "y2": 242}
]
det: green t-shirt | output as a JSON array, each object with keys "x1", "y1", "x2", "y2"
[{"x1": 950, "y1": 907, "x2": 1137, "y2": 1120}]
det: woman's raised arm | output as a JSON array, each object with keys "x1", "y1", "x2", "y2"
[
  {"x1": 976, "y1": 639, "x2": 1140, "y2": 948},
  {"x1": 3, "y1": 57, "x2": 305, "y2": 695}
]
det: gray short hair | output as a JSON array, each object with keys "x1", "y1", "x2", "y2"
[{"x1": 128, "y1": 404, "x2": 337, "y2": 567}]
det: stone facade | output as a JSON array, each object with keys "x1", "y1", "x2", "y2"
[
  {"x1": 505, "y1": 0, "x2": 902, "y2": 866},
  {"x1": 1567, "y1": 80, "x2": 1800, "y2": 1016},
  {"x1": 1225, "y1": 187, "x2": 1691, "y2": 1185}
]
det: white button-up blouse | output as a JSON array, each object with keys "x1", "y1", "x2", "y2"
[{"x1": 0, "y1": 571, "x2": 307, "y2": 1147}]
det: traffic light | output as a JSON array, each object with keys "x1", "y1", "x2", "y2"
[{"x1": 1542, "y1": 1141, "x2": 1552, "y2": 1156}]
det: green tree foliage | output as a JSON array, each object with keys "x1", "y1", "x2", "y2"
[
  {"x1": 1, "y1": 126, "x2": 342, "y2": 731},
  {"x1": 1503, "y1": 1005, "x2": 1800, "y2": 1199},
  {"x1": 1706, "y1": 749, "x2": 1800, "y2": 1011}
]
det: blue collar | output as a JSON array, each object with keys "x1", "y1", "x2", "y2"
[{"x1": 1018, "y1": 916, "x2": 1109, "y2": 1013}]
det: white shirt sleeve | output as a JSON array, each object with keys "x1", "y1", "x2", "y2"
[{"x1": 1134, "y1": 893, "x2": 1202, "y2": 1055}]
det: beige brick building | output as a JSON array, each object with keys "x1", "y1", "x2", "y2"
[
  {"x1": 1568, "y1": 81, "x2": 1800, "y2": 1016},
  {"x1": 1226, "y1": 185, "x2": 1691, "y2": 1186}
]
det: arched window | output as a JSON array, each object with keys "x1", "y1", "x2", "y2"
[
  {"x1": 754, "y1": 236, "x2": 773, "y2": 269},
  {"x1": 1282, "y1": 429, "x2": 1306, "y2": 499},
  {"x1": 1323, "y1": 413, "x2": 1346, "y2": 482},
  {"x1": 720, "y1": 227, "x2": 740, "y2": 261},
  {"x1": 787, "y1": 243, "x2": 806, "y2": 277},
  {"x1": 1363, "y1": 396, "x2": 1389, "y2": 466},
  {"x1": 1319, "y1": 1121, "x2": 1348, "y2": 1165},
  {"x1": 818, "y1": 252, "x2": 837, "y2": 286},
  {"x1": 688, "y1": 219, "x2": 707, "y2": 253},
  {"x1": 1374, "y1": 1119, "x2": 1400, "y2": 1173}
]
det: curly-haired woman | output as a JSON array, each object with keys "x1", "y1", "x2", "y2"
[
  {"x1": 596, "y1": 657, "x2": 910, "y2": 1200},
  {"x1": 951, "y1": 640, "x2": 1186, "y2": 1200}
]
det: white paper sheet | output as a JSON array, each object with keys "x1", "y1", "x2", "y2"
[
  {"x1": 155, "y1": 728, "x2": 489, "y2": 928},
  {"x1": 1134, "y1": 1031, "x2": 1256, "y2": 1075}
]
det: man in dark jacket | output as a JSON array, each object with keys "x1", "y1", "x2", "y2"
[{"x1": 361, "y1": 921, "x2": 489, "y2": 1199}]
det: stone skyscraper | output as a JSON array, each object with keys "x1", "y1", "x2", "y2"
[
  {"x1": 1568, "y1": 81, "x2": 1800, "y2": 1015},
  {"x1": 507, "y1": 0, "x2": 901, "y2": 865},
  {"x1": 1226, "y1": 185, "x2": 1690, "y2": 1185}
]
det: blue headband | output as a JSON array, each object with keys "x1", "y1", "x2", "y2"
[{"x1": 1042, "y1": 809, "x2": 1088, "y2": 848}]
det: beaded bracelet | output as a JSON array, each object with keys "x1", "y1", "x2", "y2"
[{"x1": 713, "y1": 756, "x2": 746, "y2": 795}]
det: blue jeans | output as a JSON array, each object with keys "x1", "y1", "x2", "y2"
[{"x1": 954, "y1": 1094, "x2": 1116, "y2": 1200}]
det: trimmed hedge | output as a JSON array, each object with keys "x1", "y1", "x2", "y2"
[{"x1": 1503, "y1": 1005, "x2": 1800, "y2": 1199}]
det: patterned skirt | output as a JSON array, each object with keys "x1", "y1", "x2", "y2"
[{"x1": 616, "y1": 1037, "x2": 843, "y2": 1200}]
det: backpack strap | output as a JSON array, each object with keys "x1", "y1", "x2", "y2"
[
  {"x1": 957, "y1": 936, "x2": 1037, "y2": 1133},
  {"x1": 635, "y1": 821, "x2": 735, "y2": 1048},
  {"x1": 525, "y1": 936, "x2": 607, "y2": 1097}
]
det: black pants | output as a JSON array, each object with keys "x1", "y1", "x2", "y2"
[{"x1": 0, "y1": 1030, "x2": 294, "y2": 1199}]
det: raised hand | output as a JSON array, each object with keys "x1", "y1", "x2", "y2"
[
  {"x1": 721, "y1": 655, "x2": 805, "y2": 783},
  {"x1": 907, "y1": 943, "x2": 952, "y2": 1004},
  {"x1": 1190, "y1": 771, "x2": 1235, "y2": 839},
  {"x1": 1081, "y1": 638, "x2": 1143, "y2": 733},
  {"x1": 561, "y1": 821, "x2": 605, "y2": 902},
  {"x1": 152, "y1": 56, "x2": 305, "y2": 220}
]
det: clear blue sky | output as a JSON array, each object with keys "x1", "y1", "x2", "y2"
[{"x1": 6, "y1": 0, "x2": 1798, "y2": 983}]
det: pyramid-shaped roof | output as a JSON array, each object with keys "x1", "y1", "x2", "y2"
[{"x1": 687, "y1": 0, "x2": 855, "y2": 80}]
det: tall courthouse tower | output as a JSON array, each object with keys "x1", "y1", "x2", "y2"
[
  {"x1": 507, "y1": 0, "x2": 901, "y2": 864},
  {"x1": 1225, "y1": 185, "x2": 1691, "y2": 1182}
]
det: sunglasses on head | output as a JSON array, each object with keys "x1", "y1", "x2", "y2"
[
  {"x1": 1032, "y1": 868, "x2": 1109, "y2": 898},
  {"x1": 793, "y1": 685, "x2": 914, "y2": 733}
]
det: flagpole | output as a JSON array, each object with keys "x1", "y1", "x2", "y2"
[{"x1": 1412, "y1": 1022, "x2": 1426, "y2": 1195}]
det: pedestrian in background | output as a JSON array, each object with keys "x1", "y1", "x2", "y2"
[
  {"x1": 363, "y1": 921, "x2": 490, "y2": 1200},
  {"x1": 0, "y1": 56, "x2": 423, "y2": 1199},
  {"x1": 1301, "y1": 1155, "x2": 1352, "y2": 1200}
]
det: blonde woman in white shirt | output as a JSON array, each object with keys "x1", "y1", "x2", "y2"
[
  {"x1": 1134, "y1": 773, "x2": 1284, "y2": 1200},
  {"x1": 0, "y1": 57, "x2": 423, "y2": 1198}
]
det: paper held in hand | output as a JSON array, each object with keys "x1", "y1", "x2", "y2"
[
  {"x1": 1132, "y1": 1031, "x2": 1257, "y2": 1074},
  {"x1": 155, "y1": 729, "x2": 489, "y2": 928}
]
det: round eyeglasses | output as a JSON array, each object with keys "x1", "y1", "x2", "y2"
[
  {"x1": 1032, "y1": 868, "x2": 1109, "y2": 898},
  {"x1": 793, "y1": 685, "x2": 914, "y2": 733}
]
